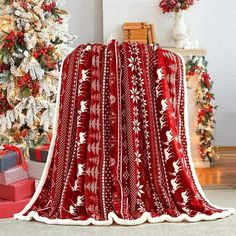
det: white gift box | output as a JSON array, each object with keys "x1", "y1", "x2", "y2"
[{"x1": 27, "y1": 160, "x2": 45, "y2": 180}]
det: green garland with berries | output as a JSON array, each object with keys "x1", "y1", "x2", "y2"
[{"x1": 186, "y1": 56, "x2": 217, "y2": 163}]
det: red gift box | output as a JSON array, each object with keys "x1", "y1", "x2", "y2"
[
  {"x1": 0, "y1": 178, "x2": 35, "y2": 201},
  {"x1": 0, "y1": 197, "x2": 31, "y2": 219},
  {"x1": 0, "y1": 165, "x2": 28, "y2": 185}
]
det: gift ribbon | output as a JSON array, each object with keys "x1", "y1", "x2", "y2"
[
  {"x1": 2, "y1": 144, "x2": 28, "y2": 171},
  {"x1": 35, "y1": 144, "x2": 50, "y2": 162}
]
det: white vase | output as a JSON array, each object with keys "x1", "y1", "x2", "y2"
[{"x1": 172, "y1": 10, "x2": 187, "y2": 48}]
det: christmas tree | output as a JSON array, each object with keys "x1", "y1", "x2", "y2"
[{"x1": 0, "y1": 0, "x2": 74, "y2": 147}]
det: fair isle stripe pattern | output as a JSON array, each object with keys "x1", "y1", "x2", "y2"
[{"x1": 14, "y1": 41, "x2": 235, "y2": 225}]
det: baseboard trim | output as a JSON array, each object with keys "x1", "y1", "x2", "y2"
[
  {"x1": 203, "y1": 185, "x2": 236, "y2": 190},
  {"x1": 213, "y1": 146, "x2": 236, "y2": 153}
]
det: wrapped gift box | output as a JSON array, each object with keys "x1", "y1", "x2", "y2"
[
  {"x1": 27, "y1": 160, "x2": 45, "y2": 180},
  {"x1": 0, "y1": 148, "x2": 22, "y2": 172},
  {"x1": 0, "y1": 178, "x2": 35, "y2": 201},
  {"x1": 29, "y1": 144, "x2": 50, "y2": 163},
  {"x1": 0, "y1": 197, "x2": 31, "y2": 219},
  {"x1": 0, "y1": 165, "x2": 28, "y2": 185}
]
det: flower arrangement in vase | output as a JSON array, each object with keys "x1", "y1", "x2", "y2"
[{"x1": 159, "y1": 0, "x2": 199, "y2": 48}]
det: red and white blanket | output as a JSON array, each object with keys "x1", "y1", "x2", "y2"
[{"x1": 15, "y1": 41, "x2": 234, "y2": 225}]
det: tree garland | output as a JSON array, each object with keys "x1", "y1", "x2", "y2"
[{"x1": 186, "y1": 56, "x2": 217, "y2": 163}]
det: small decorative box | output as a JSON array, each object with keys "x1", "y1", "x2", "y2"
[
  {"x1": 27, "y1": 160, "x2": 46, "y2": 180},
  {"x1": 29, "y1": 144, "x2": 50, "y2": 163}
]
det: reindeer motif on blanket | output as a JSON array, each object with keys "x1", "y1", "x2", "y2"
[
  {"x1": 67, "y1": 205, "x2": 77, "y2": 216},
  {"x1": 78, "y1": 69, "x2": 91, "y2": 95},
  {"x1": 181, "y1": 206, "x2": 195, "y2": 215},
  {"x1": 69, "y1": 179, "x2": 79, "y2": 192},
  {"x1": 170, "y1": 175, "x2": 182, "y2": 194},
  {"x1": 160, "y1": 99, "x2": 169, "y2": 115},
  {"x1": 77, "y1": 163, "x2": 85, "y2": 177},
  {"x1": 79, "y1": 100, "x2": 89, "y2": 113},
  {"x1": 69, "y1": 164, "x2": 85, "y2": 192},
  {"x1": 155, "y1": 83, "x2": 163, "y2": 98},
  {"x1": 165, "y1": 130, "x2": 174, "y2": 145},
  {"x1": 156, "y1": 68, "x2": 164, "y2": 81},
  {"x1": 180, "y1": 189, "x2": 191, "y2": 204},
  {"x1": 81, "y1": 69, "x2": 90, "y2": 83},
  {"x1": 76, "y1": 195, "x2": 85, "y2": 207},
  {"x1": 172, "y1": 159, "x2": 183, "y2": 176},
  {"x1": 159, "y1": 114, "x2": 168, "y2": 129},
  {"x1": 164, "y1": 146, "x2": 173, "y2": 162},
  {"x1": 63, "y1": 196, "x2": 85, "y2": 216},
  {"x1": 78, "y1": 132, "x2": 87, "y2": 145},
  {"x1": 76, "y1": 100, "x2": 90, "y2": 128},
  {"x1": 80, "y1": 45, "x2": 92, "y2": 65}
]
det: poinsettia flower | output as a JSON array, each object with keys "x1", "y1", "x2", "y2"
[{"x1": 202, "y1": 72, "x2": 211, "y2": 88}]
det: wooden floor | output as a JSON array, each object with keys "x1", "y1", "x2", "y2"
[{"x1": 196, "y1": 148, "x2": 236, "y2": 189}]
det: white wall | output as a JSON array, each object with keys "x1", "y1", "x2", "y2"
[
  {"x1": 64, "y1": 0, "x2": 236, "y2": 146},
  {"x1": 64, "y1": 0, "x2": 103, "y2": 45}
]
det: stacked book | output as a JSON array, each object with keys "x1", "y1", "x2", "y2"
[
  {"x1": 123, "y1": 22, "x2": 156, "y2": 44},
  {"x1": 0, "y1": 145, "x2": 35, "y2": 218}
]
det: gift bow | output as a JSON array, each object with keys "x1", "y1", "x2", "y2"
[
  {"x1": 39, "y1": 144, "x2": 50, "y2": 150},
  {"x1": 3, "y1": 144, "x2": 28, "y2": 171}
]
